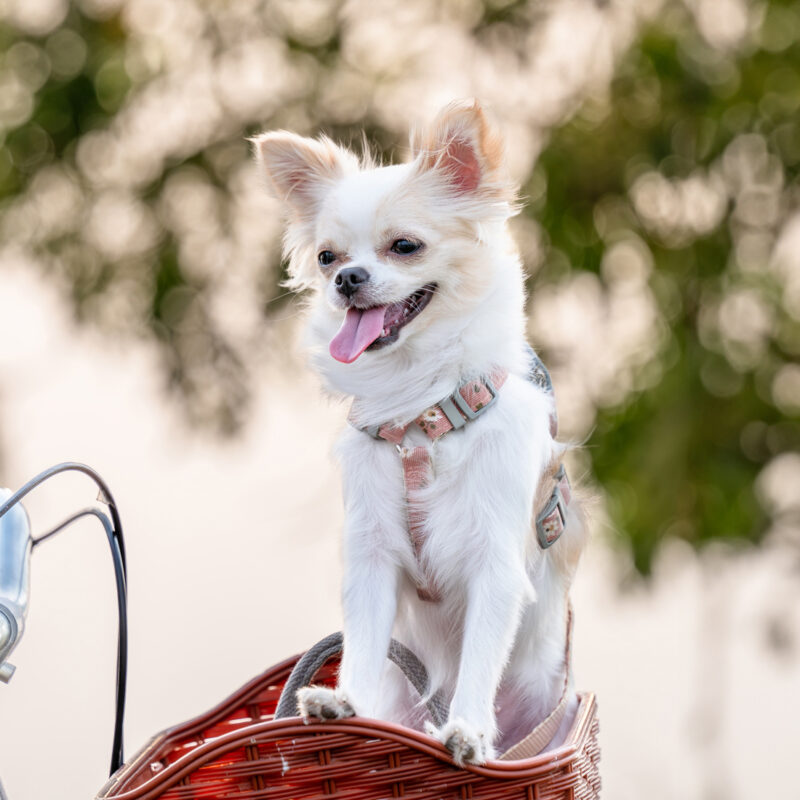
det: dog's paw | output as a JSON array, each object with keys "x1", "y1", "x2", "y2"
[
  {"x1": 296, "y1": 686, "x2": 355, "y2": 722},
  {"x1": 424, "y1": 718, "x2": 495, "y2": 766}
]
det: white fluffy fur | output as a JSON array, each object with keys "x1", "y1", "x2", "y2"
[{"x1": 254, "y1": 101, "x2": 587, "y2": 765}]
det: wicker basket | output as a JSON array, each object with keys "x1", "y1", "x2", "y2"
[{"x1": 97, "y1": 640, "x2": 601, "y2": 800}]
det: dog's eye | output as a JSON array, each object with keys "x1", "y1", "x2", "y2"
[
  {"x1": 390, "y1": 239, "x2": 421, "y2": 255},
  {"x1": 318, "y1": 250, "x2": 337, "y2": 267}
]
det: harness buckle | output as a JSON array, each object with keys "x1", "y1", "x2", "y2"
[
  {"x1": 439, "y1": 377, "x2": 499, "y2": 429},
  {"x1": 536, "y1": 465, "x2": 569, "y2": 549}
]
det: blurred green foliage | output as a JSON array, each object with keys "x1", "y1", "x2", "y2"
[
  {"x1": 0, "y1": 12, "x2": 119, "y2": 195},
  {"x1": 533, "y1": 1, "x2": 800, "y2": 573},
  {"x1": 0, "y1": 0, "x2": 797, "y2": 575}
]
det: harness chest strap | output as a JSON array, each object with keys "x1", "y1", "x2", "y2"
[{"x1": 350, "y1": 367, "x2": 571, "y2": 601}]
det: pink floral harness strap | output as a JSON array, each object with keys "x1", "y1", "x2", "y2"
[{"x1": 350, "y1": 354, "x2": 571, "y2": 602}]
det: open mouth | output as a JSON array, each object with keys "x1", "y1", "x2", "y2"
[
  {"x1": 369, "y1": 283, "x2": 437, "y2": 350},
  {"x1": 329, "y1": 283, "x2": 437, "y2": 364}
]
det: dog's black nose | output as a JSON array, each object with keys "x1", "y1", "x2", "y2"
[{"x1": 335, "y1": 267, "x2": 370, "y2": 299}]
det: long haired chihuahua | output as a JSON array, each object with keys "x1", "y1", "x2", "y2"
[{"x1": 254, "y1": 100, "x2": 587, "y2": 765}]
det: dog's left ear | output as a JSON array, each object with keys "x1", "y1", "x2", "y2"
[{"x1": 410, "y1": 100, "x2": 509, "y2": 198}]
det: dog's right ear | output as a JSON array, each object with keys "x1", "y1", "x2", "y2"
[
  {"x1": 410, "y1": 100, "x2": 513, "y2": 204},
  {"x1": 252, "y1": 132, "x2": 356, "y2": 219}
]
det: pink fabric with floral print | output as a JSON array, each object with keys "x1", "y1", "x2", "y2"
[
  {"x1": 354, "y1": 371, "x2": 508, "y2": 601},
  {"x1": 376, "y1": 370, "x2": 507, "y2": 445},
  {"x1": 396, "y1": 444, "x2": 439, "y2": 601},
  {"x1": 350, "y1": 366, "x2": 570, "y2": 602}
]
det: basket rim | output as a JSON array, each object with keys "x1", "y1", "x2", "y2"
[
  {"x1": 97, "y1": 652, "x2": 300, "y2": 797},
  {"x1": 98, "y1": 692, "x2": 597, "y2": 799}
]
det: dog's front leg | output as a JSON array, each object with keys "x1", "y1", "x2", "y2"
[
  {"x1": 430, "y1": 562, "x2": 527, "y2": 764},
  {"x1": 298, "y1": 433, "x2": 403, "y2": 723},
  {"x1": 422, "y1": 383, "x2": 555, "y2": 764},
  {"x1": 338, "y1": 544, "x2": 400, "y2": 714},
  {"x1": 296, "y1": 545, "x2": 399, "y2": 722},
  {"x1": 298, "y1": 535, "x2": 400, "y2": 721}
]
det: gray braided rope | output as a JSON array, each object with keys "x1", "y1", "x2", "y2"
[{"x1": 274, "y1": 632, "x2": 447, "y2": 727}]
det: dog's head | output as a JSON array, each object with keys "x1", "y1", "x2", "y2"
[{"x1": 254, "y1": 100, "x2": 517, "y2": 367}]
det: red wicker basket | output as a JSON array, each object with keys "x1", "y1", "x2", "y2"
[{"x1": 97, "y1": 640, "x2": 600, "y2": 800}]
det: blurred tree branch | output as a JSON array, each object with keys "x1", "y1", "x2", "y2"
[{"x1": 0, "y1": 0, "x2": 797, "y2": 576}]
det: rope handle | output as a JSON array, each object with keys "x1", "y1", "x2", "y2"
[{"x1": 274, "y1": 632, "x2": 448, "y2": 726}]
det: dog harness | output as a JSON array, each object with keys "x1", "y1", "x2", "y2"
[{"x1": 350, "y1": 351, "x2": 572, "y2": 602}]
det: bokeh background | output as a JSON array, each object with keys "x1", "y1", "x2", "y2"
[{"x1": 0, "y1": 0, "x2": 799, "y2": 797}]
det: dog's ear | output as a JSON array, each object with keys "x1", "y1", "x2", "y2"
[
  {"x1": 253, "y1": 132, "x2": 357, "y2": 289},
  {"x1": 410, "y1": 100, "x2": 508, "y2": 197},
  {"x1": 252, "y1": 131, "x2": 356, "y2": 218}
]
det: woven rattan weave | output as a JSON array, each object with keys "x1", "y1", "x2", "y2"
[{"x1": 98, "y1": 649, "x2": 601, "y2": 800}]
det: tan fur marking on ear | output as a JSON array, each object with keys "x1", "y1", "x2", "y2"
[
  {"x1": 410, "y1": 99, "x2": 511, "y2": 200},
  {"x1": 474, "y1": 106, "x2": 504, "y2": 173}
]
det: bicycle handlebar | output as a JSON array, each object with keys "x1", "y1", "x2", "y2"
[{"x1": 0, "y1": 488, "x2": 32, "y2": 683}]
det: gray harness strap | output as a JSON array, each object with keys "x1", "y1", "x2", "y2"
[{"x1": 526, "y1": 345, "x2": 558, "y2": 437}]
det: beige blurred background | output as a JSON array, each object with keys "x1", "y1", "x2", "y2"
[
  {"x1": 0, "y1": 266, "x2": 797, "y2": 799},
  {"x1": 0, "y1": 0, "x2": 799, "y2": 798}
]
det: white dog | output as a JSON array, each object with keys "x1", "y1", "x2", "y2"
[{"x1": 254, "y1": 100, "x2": 587, "y2": 765}]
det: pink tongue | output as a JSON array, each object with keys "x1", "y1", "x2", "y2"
[{"x1": 330, "y1": 306, "x2": 387, "y2": 363}]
